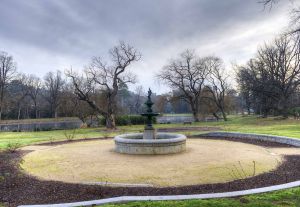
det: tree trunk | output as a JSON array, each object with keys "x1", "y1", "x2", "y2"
[
  {"x1": 247, "y1": 105, "x2": 251, "y2": 115},
  {"x1": 106, "y1": 95, "x2": 117, "y2": 129},
  {"x1": 106, "y1": 114, "x2": 116, "y2": 129},
  {"x1": 281, "y1": 97, "x2": 289, "y2": 119},
  {"x1": 192, "y1": 111, "x2": 199, "y2": 122},
  {"x1": 17, "y1": 105, "x2": 21, "y2": 131},
  {"x1": 212, "y1": 112, "x2": 220, "y2": 120},
  {"x1": 190, "y1": 100, "x2": 199, "y2": 122},
  {"x1": 34, "y1": 101, "x2": 38, "y2": 119},
  {"x1": 0, "y1": 96, "x2": 3, "y2": 121},
  {"x1": 220, "y1": 108, "x2": 228, "y2": 121}
]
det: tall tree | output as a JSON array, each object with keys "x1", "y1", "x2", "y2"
[
  {"x1": 204, "y1": 57, "x2": 230, "y2": 121},
  {"x1": 67, "y1": 42, "x2": 140, "y2": 129},
  {"x1": 27, "y1": 75, "x2": 41, "y2": 118},
  {"x1": 236, "y1": 35, "x2": 300, "y2": 117},
  {"x1": 0, "y1": 52, "x2": 16, "y2": 120},
  {"x1": 257, "y1": 35, "x2": 300, "y2": 117},
  {"x1": 133, "y1": 85, "x2": 144, "y2": 114},
  {"x1": 236, "y1": 58, "x2": 278, "y2": 117},
  {"x1": 157, "y1": 50, "x2": 210, "y2": 121},
  {"x1": 10, "y1": 74, "x2": 30, "y2": 122},
  {"x1": 43, "y1": 70, "x2": 65, "y2": 118},
  {"x1": 236, "y1": 66, "x2": 253, "y2": 115}
]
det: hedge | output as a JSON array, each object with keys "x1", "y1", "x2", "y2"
[{"x1": 99, "y1": 115, "x2": 157, "y2": 126}]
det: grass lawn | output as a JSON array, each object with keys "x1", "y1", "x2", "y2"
[
  {"x1": 0, "y1": 125, "x2": 144, "y2": 149},
  {"x1": 2, "y1": 115, "x2": 300, "y2": 206},
  {"x1": 101, "y1": 187, "x2": 300, "y2": 206},
  {"x1": 2, "y1": 115, "x2": 300, "y2": 150}
]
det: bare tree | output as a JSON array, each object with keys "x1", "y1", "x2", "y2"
[
  {"x1": 157, "y1": 50, "x2": 210, "y2": 121},
  {"x1": 204, "y1": 57, "x2": 230, "y2": 121},
  {"x1": 236, "y1": 66, "x2": 254, "y2": 115},
  {"x1": 260, "y1": 0, "x2": 300, "y2": 33},
  {"x1": 12, "y1": 74, "x2": 30, "y2": 123},
  {"x1": 133, "y1": 85, "x2": 144, "y2": 114},
  {"x1": 26, "y1": 75, "x2": 41, "y2": 118},
  {"x1": 0, "y1": 52, "x2": 16, "y2": 120},
  {"x1": 257, "y1": 34, "x2": 300, "y2": 117},
  {"x1": 43, "y1": 70, "x2": 65, "y2": 118},
  {"x1": 236, "y1": 34, "x2": 300, "y2": 117},
  {"x1": 67, "y1": 42, "x2": 141, "y2": 129}
]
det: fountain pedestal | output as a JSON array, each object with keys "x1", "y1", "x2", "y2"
[
  {"x1": 141, "y1": 89, "x2": 159, "y2": 140},
  {"x1": 143, "y1": 129, "x2": 157, "y2": 140}
]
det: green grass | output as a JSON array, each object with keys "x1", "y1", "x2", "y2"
[
  {"x1": 0, "y1": 125, "x2": 144, "y2": 150},
  {"x1": 101, "y1": 187, "x2": 300, "y2": 207},
  {"x1": 2, "y1": 115, "x2": 300, "y2": 150}
]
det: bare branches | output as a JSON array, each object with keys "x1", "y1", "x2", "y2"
[
  {"x1": 157, "y1": 50, "x2": 210, "y2": 121},
  {"x1": 259, "y1": 0, "x2": 300, "y2": 34},
  {"x1": 204, "y1": 57, "x2": 229, "y2": 121},
  {"x1": 0, "y1": 51, "x2": 17, "y2": 120},
  {"x1": 258, "y1": 0, "x2": 278, "y2": 8},
  {"x1": 110, "y1": 41, "x2": 141, "y2": 76},
  {"x1": 66, "y1": 42, "x2": 140, "y2": 128},
  {"x1": 237, "y1": 34, "x2": 300, "y2": 117},
  {"x1": 43, "y1": 70, "x2": 65, "y2": 118}
]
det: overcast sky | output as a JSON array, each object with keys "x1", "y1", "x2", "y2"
[{"x1": 0, "y1": 0, "x2": 292, "y2": 94}]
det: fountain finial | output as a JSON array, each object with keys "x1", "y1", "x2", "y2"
[{"x1": 147, "y1": 88, "x2": 152, "y2": 98}]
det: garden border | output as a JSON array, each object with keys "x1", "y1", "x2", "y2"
[
  {"x1": 19, "y1": 132, "x2": 300, "y2": 207},
  {"x1": 198, "y1": 132, "x2": 300, "y2": 146}
]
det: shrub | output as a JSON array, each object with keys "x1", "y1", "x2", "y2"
[
  {"x1": 48, "y1": 136, "x2": 55, "y2": 144},
  {"x1": 34, "y1": 128, "x2": 41, "y2": 132},
  {"x1": 289, "y1": 107, "x2": 300, "y2": 116},
  {"x1": 12, "y1": 129, "x2": 21, "y2": 132},
  {"x1": 99, "y1": 115, "x2": 156, "y2": 126},
  {"x1": 6, "y1": 142, "x2": 21, "y2": 153},
  {"x1": 63, "y1": 129, "x2": 77, "y2": 141}
]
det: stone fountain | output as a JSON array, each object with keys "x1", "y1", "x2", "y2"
[{"x1": 114, "y1": 88, "x2": 186, "y2": 155}]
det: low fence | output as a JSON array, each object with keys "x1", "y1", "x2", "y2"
[
  {"x1": 157, "y1": 116, "x2": 194, "y2": 124},
  {"x1": 0, "y1": 120, "x2": 82, "y2": 132}
]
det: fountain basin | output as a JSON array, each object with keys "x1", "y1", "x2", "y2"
[{"x1": 114, "y1": 133, "x2": 186, "y2": 155}]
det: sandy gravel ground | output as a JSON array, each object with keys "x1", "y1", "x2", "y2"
[{"x1": 21, "y1": 139, "x2": 300, "y2": 187}]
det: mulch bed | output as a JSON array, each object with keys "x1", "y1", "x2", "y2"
[{"x1": 1, "y1": 137, "x2": 300, "y2": 207}]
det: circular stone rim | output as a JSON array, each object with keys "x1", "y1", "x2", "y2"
[
  {"x1": 114, "y1": 133, "x2": 187, "y2": 155},
  {"x1": 114, "y1": 133, "x2": 186, "y2": 144}
]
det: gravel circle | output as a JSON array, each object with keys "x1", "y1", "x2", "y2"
[{"x1": 1, "y1": 136, "x2": 300, "y2": 206}]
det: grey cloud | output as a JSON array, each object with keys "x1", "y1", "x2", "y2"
[{"x1": 0, "y1": 0, "x2": 291, "y2": 93}]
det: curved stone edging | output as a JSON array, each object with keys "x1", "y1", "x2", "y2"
[
  {"x1": 18, "y1": 181, "x2": 300, "y2": 207},
  {"x1": 115, "y1": 133, "x2": 186, "y2": 143},
  {"x1": 114, "y1": 133, "x2": 186, "y2": 154},
  {"x1": 199, "y1": 132, "x2": 300, "y2": 147},
  {"x1": 18, "y1": 132, "x2": 300, "y2": 207}
]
